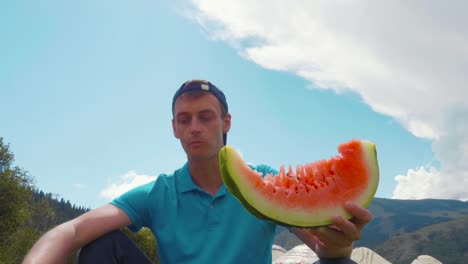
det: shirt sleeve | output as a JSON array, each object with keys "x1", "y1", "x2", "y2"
[
  {"x1": 251, "y1": 164, "x2": 279, "y2": 177},
  {"x1": 112, "y1": 174, "x2": 174, "y2": 234},
  {"x1": 111, "y1": 180, "x2": 156, "y2": 232}
]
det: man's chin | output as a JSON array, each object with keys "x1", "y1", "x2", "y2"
[{"x1": 188, "y1": 151, "x2": 218, "y2": 161}]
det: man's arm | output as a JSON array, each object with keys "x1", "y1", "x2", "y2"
[
  {"x1": 23, "y1": 203, "x2": 132, "y2": 264},
  {"x1": 290, "y1": 202, "x2": 372, "y2": 260}
]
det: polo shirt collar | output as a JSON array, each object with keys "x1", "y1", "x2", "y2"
[
  {"x1": 178, "y1": 162, "x2": 198, "y2": 193},
  {"x1": 177, "y1": 162, "x2": 227, "y2": 197}
]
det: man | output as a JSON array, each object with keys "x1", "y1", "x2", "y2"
[{"x1": 24, "y1": 80, "x2": 372, "y2": 263}]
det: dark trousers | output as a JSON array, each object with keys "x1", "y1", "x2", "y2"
[
  {"x1": 77, "y1": 230, "x2": 152, "y2": 264},
  {"x1": 77, "y1": 230, "x2": 357, "y2": 264}
]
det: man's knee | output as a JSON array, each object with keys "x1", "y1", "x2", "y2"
[
  {"x1": 83, "y1": 230, "x2": 124, "y2": 250},
  {"x1": 77, "y1": 230, "x2": 151, "y2": 264},
  {"x1": 77, "y1": 230, "x2": 126, "y2": 262}
]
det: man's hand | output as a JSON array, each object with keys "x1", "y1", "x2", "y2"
[{"x1": 290, "y1": 202, "x2": 372, "y2": 259}]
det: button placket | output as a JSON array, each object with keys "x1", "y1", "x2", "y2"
[{"x1": 207, "y1": 197, "x2": 221, "y2": 227}]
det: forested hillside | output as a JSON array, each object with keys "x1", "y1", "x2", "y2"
[
  {"x1": 375, "y1": 216, "x2": 468, "y2": 263},
  {"x1": 275, "y1": 198, "x2": 468, "y2": 263},
  {"x1": 0, "y1": 137, "x2": 158, "y2": 264}
]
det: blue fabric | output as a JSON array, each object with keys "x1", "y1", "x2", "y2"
[
  {"x1": 112, "y1": 163, "x2": 277, "y2": 264},
  {"x1": 77, "y1": 230, "x2": 152, "y2": 263},
  {"x1": 313, "y1": 258, "x2": 357, "y2": 264}
]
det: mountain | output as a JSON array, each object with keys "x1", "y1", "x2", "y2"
[
  {"x1": 358, "y1": 197, "x2": 468, "y2": 247},
  {"x1": 374, "y1": 216, "x2": 468, "y2": 263},
  {"x1": 274, "y1": 197, "x2": 468, "y2": 263}
]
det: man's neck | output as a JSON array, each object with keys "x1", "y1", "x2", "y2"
[{"x1": 187, "y1": 157, "x2": 223, "y2": 196}]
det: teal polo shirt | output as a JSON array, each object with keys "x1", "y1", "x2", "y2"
[{"x1": 112, "y1": 162, "x2": 277, "y2": 264}]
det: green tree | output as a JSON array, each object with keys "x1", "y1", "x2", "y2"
[
  {"x1": 0, "y1": 137, "x2": 35, "y2": 263},
  {"x1": 28, "y1": 191, "x2": 56, "y2": 232},
  {"x1": 0, "y1": 137, "x2": 33, "y2": 244},
  {"x1": 0, "y1": 137, "x2": 157, "y2": 263},
  {"x1": 123, "y1": 227, "x2": 159, "y2": 263},
  {"x1": 0, "y1": 227, "x2": 41, "y2": 264}
]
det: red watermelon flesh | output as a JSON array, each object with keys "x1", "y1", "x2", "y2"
[{"x1": 219, "y1": 139, "x2": 379, "y2": 227}]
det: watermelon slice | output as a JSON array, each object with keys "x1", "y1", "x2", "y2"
[{"x1": 219, "y1": 139, "x2": 379, "y2": 227}]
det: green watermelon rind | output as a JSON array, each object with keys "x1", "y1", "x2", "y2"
[
  {"x1": 219, "y1": 140, "x2": 379, "y2": 227},
  {"x1": 359, "y1": 140, "x2": 380, "y2": 209},
  {"x1": 219, "y1": 153, "x2": 274, "y2": 221}
]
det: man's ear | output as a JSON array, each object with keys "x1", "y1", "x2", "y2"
[
  {"x1": 223, "y1": 113, "x2": 231, "y2": 134},
  {"x1": 172, "y1": 119, "x2": 180, "y2": 139}
]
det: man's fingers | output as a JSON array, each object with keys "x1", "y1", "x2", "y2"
[
  {"x1": 293, "y1": 203, "x2": 373, "y2": 254},
  {"x1": 330, "y1": 216, "x2": 360, "y2": 241},
  {"x1": 310, "y1": 227, "x2": 351, "y2": 248},
  {"x1": 344, "y1": 202, "x2": 372, "y2": 228},
  {"x1": 311, "y1": 203, "x2": 372, "y2": 246}
]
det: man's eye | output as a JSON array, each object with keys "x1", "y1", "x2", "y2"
[
  {"x1": 200, "y1": 113, "x2": 214, "y2": 121},
  {"x1": 178, "y1": 118, "x2": 190, "y2": 124}
]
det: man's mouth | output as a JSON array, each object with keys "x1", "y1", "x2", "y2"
[{"x1": 190, "y1": 140, "x2": 204, "y2": 147}]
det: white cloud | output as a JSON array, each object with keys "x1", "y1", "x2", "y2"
[
  {"x1": 100, "y1": 171, "x2": 157, "y2": 200},
  {"x1": 188, "y1": 0, "x2": 468, "y2": 200},
  {"x1": 393, "y1": 167, "x2": 440, "y2": 200}
]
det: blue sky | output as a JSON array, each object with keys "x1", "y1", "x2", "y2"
[{"x1": 2, "y1": 1, "x2": 467, "y2": 209}]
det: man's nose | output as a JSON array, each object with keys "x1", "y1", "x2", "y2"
[{"x1": 190, "y1": 118, "x2": 202, "y2": 133}]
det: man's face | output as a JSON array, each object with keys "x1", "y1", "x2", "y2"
[{"x1": 172, "y1": 93, "x2": 231, "y2": 161}]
